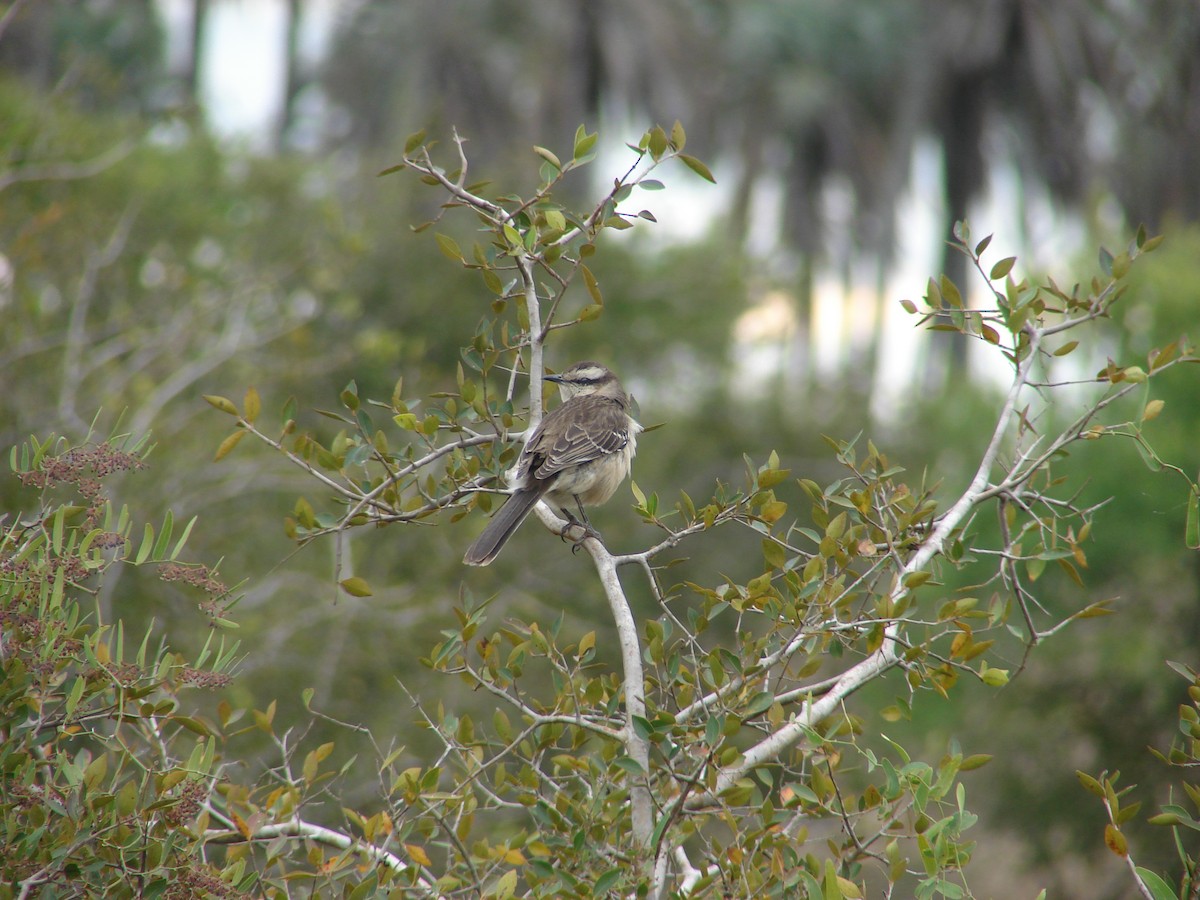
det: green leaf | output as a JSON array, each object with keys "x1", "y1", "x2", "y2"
[
  {"x1": 65, "y1": 676, "x2": 85, "y2": 719},
  {"x1": 631, "y1": 481, "x2": 647, "y2": 510},
  {"x1": 1112, "y1": 250, "x2": 1131, "y2": 279},
  {"x1": 593, "y1": 869, "x2": 621, "y2": 895},
  {"x1": 762, "y1": 538, "x2": 786, "y2": 569},
  {"x1": 743, "y1": 691, "x2": 774, "y2": 717},
  {"x1": 903, "y1": 571, "x2": 931, "y2": 588},
  {"x1": 989, "y1": 257, "x2": 1016, "y2": 280},
  {"x1": 580, "y1": 264, "x2": 603, "y2": 304},
  {"x1": 83, "y1": 753, "x2": 109, "y2": 790},
  {"x1": 170, "y1": 516, "x2": 197, "y2": 561},
  {"x1": 435, "y1": 232, "x2": 464, "y2": 263},
  {"x1": 1076, "y1": 771, "x2": 1104, "y2": 798},
  {"x1": 135, "y1": 522, "x2": 154, "y2": 565},
  {"x1": 939, "y1": 275, "x2": 962, "y2": 308},
  {"x1": 959, "y1": 754, "x2": 993, "y2": 771},
  {"x1": 574, "y1": 124, "x2": 598, "y2": 160},
  {"x1": 647, "y1": 125, "x2": 669, "y2": 158},
  {"x1": 152, "y1": 509, "x2": 174, "y2": 559},
  {"x1": 403, "y1": 128, "x2": 427, "y2": 154},
  {"x1": 502, "y1": 223, "x2": 523, "y2": 249},
  {"x1": 612, "y1": 756, "x2": 645, "y2": 777},
  {"x1": 1133, "y1": 868, "x2": 1178, "y2": 900},
  {"x1": 980, "y1": 666, "x2": 1009, "y2": 687},
  {"x1": 494, "y1": 869, "x2": 518, "y2": 900},
  {"x1": 52, "y1": 504, "x2": 65, "y2": 554},
  {"x1": 117, "y1": 779, "x2": 139, "y2": 817},
  {"x1": 678, "y1": 153, "x2": 716, "y2": 183},
  {"x1": 533, "y1": 145, "x2": 561, "y2": 170}
]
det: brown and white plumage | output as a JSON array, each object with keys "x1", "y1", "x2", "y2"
[{"x1": 463, "y1": 362, "x2": 639, "y2": 566}]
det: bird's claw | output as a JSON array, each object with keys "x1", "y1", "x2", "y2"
[{"x1": 559, "y1": 519, "x2": 600, "y2": 552}]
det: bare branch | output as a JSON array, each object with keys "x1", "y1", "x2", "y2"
[
  {"x1": 202, "y1": 818, "x2": 440, "y2": 895},
  {"x1": 0, "y1": 139, "x2": 135, "y2": 193}
]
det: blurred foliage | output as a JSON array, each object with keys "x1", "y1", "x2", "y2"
[{"x1": 0, "y1": 0, "x2": 165, "y2": 113}]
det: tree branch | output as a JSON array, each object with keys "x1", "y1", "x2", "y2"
[
  {"x1": 682, "y1": 327, "x2": 1044, "y2": 809},
  {"x1": 202, "y1": 818, "x2": 441, "y2": 895}
]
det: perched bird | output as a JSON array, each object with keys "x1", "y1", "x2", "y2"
[{"x1": 463, "y1": 361, "x2": 639, "y2": 566}]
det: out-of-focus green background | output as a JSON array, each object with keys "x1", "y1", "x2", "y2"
[{"x1": 2, "y1": 2, "x2": 1198, "y2": 895}]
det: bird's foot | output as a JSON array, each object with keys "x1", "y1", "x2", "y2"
[{"x1": 558, "y1": 513, "x2": 600, "y2": 552}]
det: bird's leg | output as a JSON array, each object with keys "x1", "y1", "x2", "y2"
[
  {"x1": 573, "y1": 496, "x2": 594, "y2": 531},
  {"x1": 558, "y1": 496, "x2": 601, "y2": 551}
]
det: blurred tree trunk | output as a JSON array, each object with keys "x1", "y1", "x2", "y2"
[
  {"x1": 930, "y1": 75, "x2": 987, "y2": 389},
  {"x1": 780, "y1": 138, "x2": 824, "y2": 390},
  {"x1": 184, "y1": 0, "x2": 209, "y2": 108},
  {"x1": 275, "y1": 0, "x2": 304, "y2": 151}
]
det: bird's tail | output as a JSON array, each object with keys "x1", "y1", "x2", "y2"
[{"x1": 462, "y1": 488, "x2": 544, "y2": 566}]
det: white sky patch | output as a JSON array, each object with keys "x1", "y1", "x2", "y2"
[{"x1": 156, "y1": 0, "x2": 338, "y2": 144}]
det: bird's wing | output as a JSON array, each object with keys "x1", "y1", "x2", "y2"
[{"x1": 526, "y1": 395, "x2": 630, "y2": 480}]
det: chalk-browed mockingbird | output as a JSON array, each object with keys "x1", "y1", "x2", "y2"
[{"x1": 463, "y1": 361, "x2": 639, "y2": 566}]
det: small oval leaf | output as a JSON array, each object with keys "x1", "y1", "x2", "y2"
[
  {"x1": 244, "y1": 387, "x2": 261, "y2": 424},
  {"x1": 678, "y1": 153, "x2": 716, "y2": 183},
  {"x1": 214, "y1": 430, "x2": 246, "y2": 461},
  {"x1": 204, "y1": 394, "x2": 239, "y2": 416},
  {"x1": 339, "y1": 576, "x2": 373, "y2": 597}
]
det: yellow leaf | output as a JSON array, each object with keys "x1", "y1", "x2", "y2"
[
  {"x1": 1104, "y1": 823, "x2": 1127, "y2": 857},
  {"x1": 405, "y1": 843, "x2": 432, "y2": 866},
  {"x1": 203, "y1": 394, "x2": 238, "y2": 416},
  {"x1": 837, "y1": 876, "x2": 863, "y2": 898},
  {"x1": 339, "y1": 576, "x2": 373, "y2": 597},
  {"x1": 233, "y1": 810, "x2": 252, "y2": 840},
  {"x1": 670, "y1": 119, "x2": 686, "y2": 150},
  {"x1": 214, "y1": 429, "x2": 246, "y2": 461},
  {"x1": 950, "y1": 631, "x2": 970, "y2": 659},
  {"x1": 760, "y1": 499, "x2": 787, "y2": 524},
  {"x1": 243, "y1": 386, "x2": 261, "y2": 423},
  {"x1": 581, "y1": 264, "x2": 603, "y2": 304}
]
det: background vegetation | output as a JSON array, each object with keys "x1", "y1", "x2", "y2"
[{"x1": 2, "y1": 1, "x2": 1199, "y2": 897}]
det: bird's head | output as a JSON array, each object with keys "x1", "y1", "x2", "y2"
[{"x1": 545, "y1": 361, "x2": 621, "y2": 401}]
